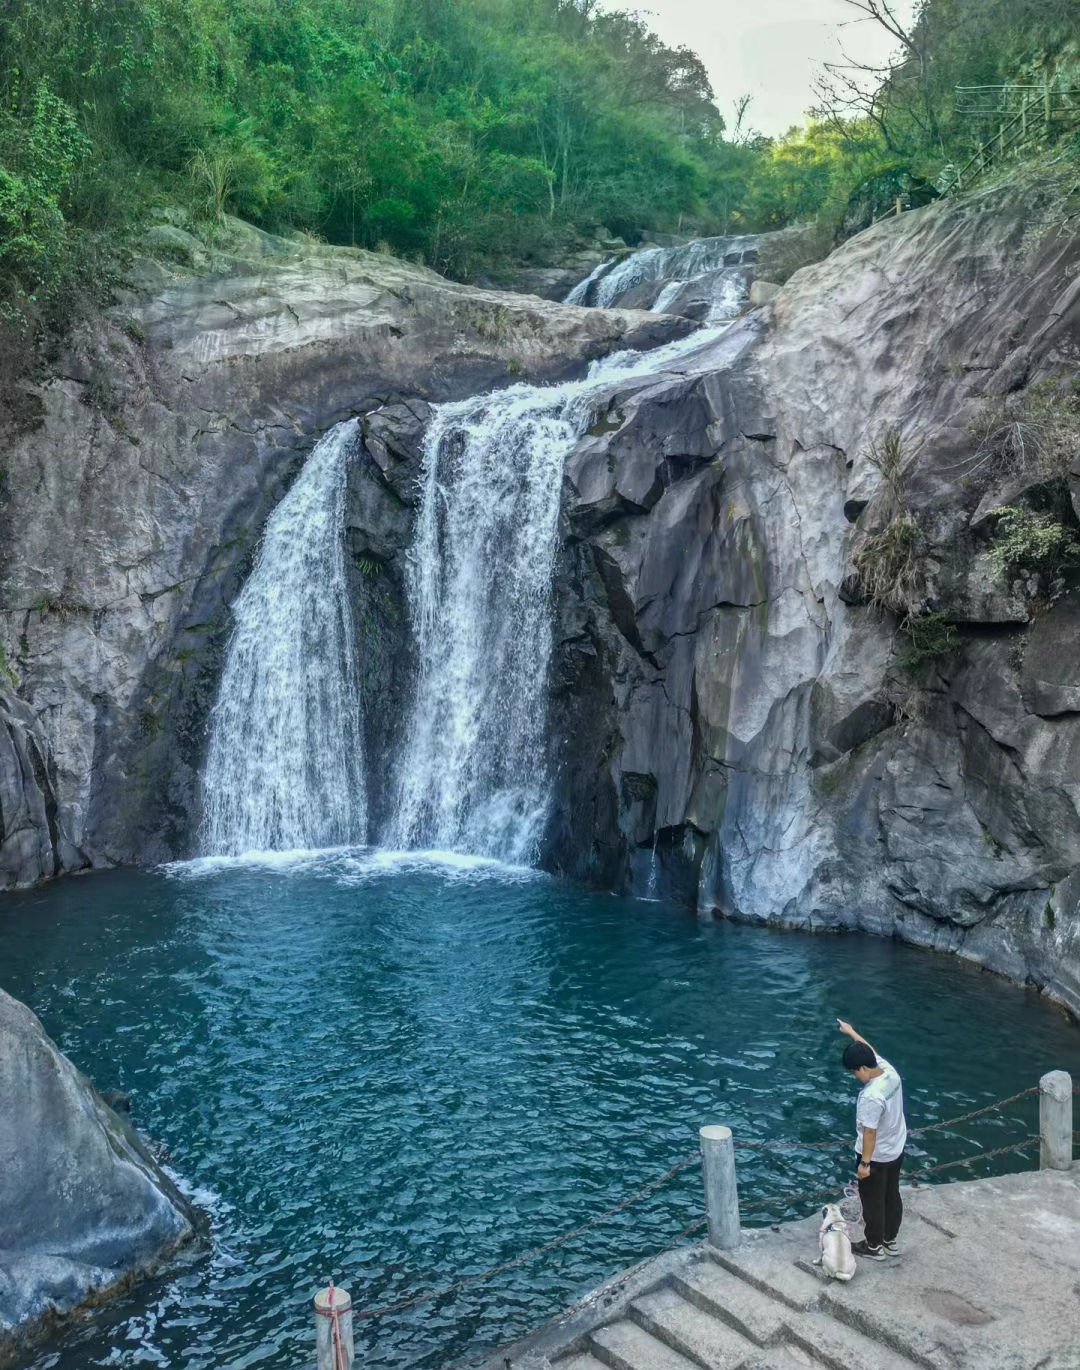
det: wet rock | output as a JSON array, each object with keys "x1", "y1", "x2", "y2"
[
  {"x1": 0, "y1": 691, "x2": 87, "y2": 890},
  {"x1": 749, "y1": 280, "x2": 781, "y2": 307},
  {"x1": 545, "y1": 172, "x2": 1080, "y2": 1014},
  {"x1": 0, "y1": 990, "x2": 198, "y2": 1359}
]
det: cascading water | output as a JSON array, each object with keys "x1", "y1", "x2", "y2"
[
  {"x1": 565, "y1": 235, "x2": 759, "y2": 319},
  {"x1": 200, "y1": 325, "x2": 726, "y2": 865},
  {"x1": 389, "y1": 326, "x2": 726, "y2": 863},
  {"x1": 201, "y1": 421, "x2": 367, "y2": 855}
]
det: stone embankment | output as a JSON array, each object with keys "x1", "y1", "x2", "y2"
[{"x1": 496, "y1": 1169, "x2": 1080, "y2": 1370}]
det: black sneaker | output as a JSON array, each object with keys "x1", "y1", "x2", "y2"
[
  {"x1": 883, "y1": 1240, "x2": 900, "y2": 1257},
  {"x1": 851, "y1": 1240, "x2": 886, "y2": 1261}
]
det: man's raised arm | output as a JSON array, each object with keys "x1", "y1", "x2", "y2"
[{"x1": 837, "y1": 1019, "x2": 877, "y2": 1060}]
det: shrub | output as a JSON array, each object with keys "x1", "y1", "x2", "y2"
[
  {"x1": 865, "y1": 425, "x2": 909, "y2": 517},
  {"x1": 966, "y1": 382, "x2": 1080, "y2": 487},
  {"x1": 852, "y1": 426, "x2": 927, "y2": 614},
  {"x1": 854, "y1": 512, "x2": 924, "y2": 615},
  {"x1": 986, "y1": 505, "x2": 1080, "y2": 582},
  {"x1": 895, "y1": 612, "x2": 962, "y2": 673},
  {"x1": 0, "y1": 82, "x2": 90, "y2": 310}
]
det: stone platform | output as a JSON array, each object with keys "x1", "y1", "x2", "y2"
[{"x1": 484, "y1": 1170, "x2": 1080, "y2": 1370}]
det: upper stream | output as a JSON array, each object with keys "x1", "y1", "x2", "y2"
[{"x1": 2, "y1": 857, "x2": 1077, "y2": 1370}]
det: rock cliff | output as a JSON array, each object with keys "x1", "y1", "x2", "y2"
[
  {"x1": 6, "y1": 173, "x2": 1080, "y2": 1014},
  {"x1": 545, "y1": 169, "x2": 1080, "y2": 1014},
  {"x1": 0, "y1": 989, "x2": 198, "y2": 1361},
  {"x1": 0, "y1": 217, "x2": 684, "y2": 884}
]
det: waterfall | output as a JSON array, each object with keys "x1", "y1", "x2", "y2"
[
  {"x1": 565, "y1": 235, "x2": 759, "y2": 317},
  {"x1": 651, "y1": 280, "x2": 685, "y2": 315},
  {"x1": 201, "y1": 422, "x2": 366, "y2": 855},
  {"x1": 564, "y1": 258, "x2": 615, "y2": 306},
  {"x1": 389, "y1": 327, "x2": 725, "y2": 863}
]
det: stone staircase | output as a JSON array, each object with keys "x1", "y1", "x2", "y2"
[
  {"x1": 545, "y1": 1247, "x2": 920, "y2": 1370},
  {"x1": 497, "y1": 1170, "x2": 1080, "y2": 1370}
]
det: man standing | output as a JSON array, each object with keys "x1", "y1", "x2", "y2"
[{"x1": 838, "y1": 1018, "x2": 907, "y2": 1260}]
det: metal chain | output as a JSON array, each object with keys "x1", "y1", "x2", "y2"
[
  {"x1": 733, "y1": 1086, "x2": 1040, "y2": 1153},
  {"x1": 907, "y1": 1135, "x2": 1040, "y2": 1178},
  {"x1": 736, "y1": 1135, "x2": 1041, "y2": 1215},
  {"x1": 909, "y1": 1087, "x2": 1039, "y2": 1137}
]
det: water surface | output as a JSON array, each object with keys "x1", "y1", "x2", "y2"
[{"x1": 1, "y1": 854, "x2": 1076, "y2": 1370}]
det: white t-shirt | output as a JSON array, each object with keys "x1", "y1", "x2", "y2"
[{"x1": 855, "y1": 1056, "x2": 908, "y2": 1163}]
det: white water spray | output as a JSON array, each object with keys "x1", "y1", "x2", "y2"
[
  {"x1": 389, "y1": 327, "x2": 726, "y2": 862},
  {"x1": 201, "y1": 422, "x2": 366, "y2": 855}
]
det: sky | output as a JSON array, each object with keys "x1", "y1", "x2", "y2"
[{"x1": 605, "y1": 0, "x2": 919, "y2": 137}]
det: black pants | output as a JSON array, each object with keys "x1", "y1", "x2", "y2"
[{"x1": 858, "y1": 1151, "x2": 904, "y2": 1248}]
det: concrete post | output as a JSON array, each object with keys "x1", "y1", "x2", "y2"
[
  {"x1": 315, "y1": 1285, "x2": 355, "y2": 1370},
  {"x1": 700, "y1": 1125, "x2": 740, "y2": 1250},
  {"x1": 1040, "y1": 1071, "x2": 1073, "y2": 1172}
]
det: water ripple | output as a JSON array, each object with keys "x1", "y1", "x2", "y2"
[{"x1": 0, "y1": 864, "x2": 1076, "y2": 1370}]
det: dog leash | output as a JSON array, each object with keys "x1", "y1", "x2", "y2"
[{"x1": 839, "y1": 1180, "x2": 863, "y2": 1222}]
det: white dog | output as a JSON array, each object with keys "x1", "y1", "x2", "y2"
[{"x1": 815, "y1": 1203, "x2": 856, "y2": 1281}]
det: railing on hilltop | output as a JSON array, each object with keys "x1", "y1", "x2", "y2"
[
  {"x1": 954, "y1": 83, "x2": 1080, "y2": 119},
  {"x1": 943, "y1": 80, "x2": 1080, "y2": 195},
  {"x1": 310, "y1": 1070, "x2": 1075, "y2": 1370}
]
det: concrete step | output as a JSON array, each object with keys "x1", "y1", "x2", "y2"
[
  {"x1": 553, "y1": 1354, "x2": 611, "y2": 1370},
  {"x1": 629, "y1": 1286, "x2": 758, "y2": 1369},
  {"x1": 674, "y1": 1259, "x2": 790, "y2": 1345},
  {"x1": 819, "y1": 1282, "x2": 987, "y2": 1370},
  {"x1": 589, "y1": 1317, "x2": 703, "y2": 1370},
  {"x1": 740, "y1": 1351, "x2": 823, "y2": 1370},
  {"x1": 787, "y1": 1313, "x2": 923, "y2": 1370},
  {"x1": 709, "y1": 1250, "x2": 824, "y2": 1312}
]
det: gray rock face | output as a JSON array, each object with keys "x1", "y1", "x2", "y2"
[
  {"x1": 0, "y1": 218, "x2": 687, "y2": 883},
  {"x1": 0, "y1": 989, "x2": 197, "y2": 1357},
  {"x1": 0, "y1": 691, "x2": 86, "y2": 887},
  {"x1": 541, "y1": 173, "x2": 1080, "y2": 1013}
]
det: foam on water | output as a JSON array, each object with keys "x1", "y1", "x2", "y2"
[{"x1": 166, "y1": 845, "x2": 542, "y2": 886}]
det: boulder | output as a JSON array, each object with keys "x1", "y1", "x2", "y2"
[
  {"x1": 0, "y1": 989, "x2": 198, "y2": 1360},
  {"x1": 749, "y1": 280, "x2": 781, "y2": 307}
]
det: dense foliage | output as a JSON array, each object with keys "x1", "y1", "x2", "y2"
[
  {"x1": 1, "y1": 0, "x2": 1079, "y2": 356},
  {"x1": 799, "y1": 0, "x2": 1080, "y2": 227},
  {"x1": 0, "y1": 0, "x2": 752, "y2": 298}
]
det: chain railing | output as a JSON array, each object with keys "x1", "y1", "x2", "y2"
[{"x1": 310, "y1": 1071, "x2": 1073, "y2": 1370}]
